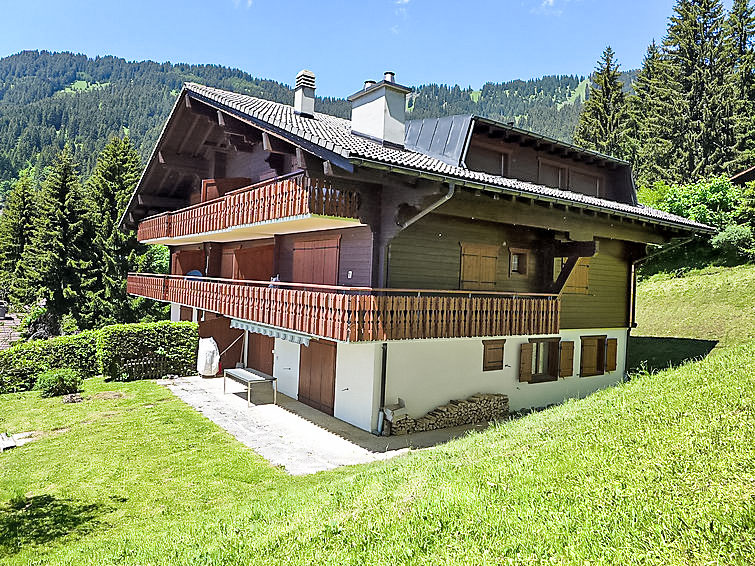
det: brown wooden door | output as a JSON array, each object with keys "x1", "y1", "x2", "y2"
[
  {"x1": 246, "y1": 333, "x2": 274, "y2": 375},
  {"x1": 292, "y1": 238, "x2": 340, "y2": 285},
  {"x1": 298, "y1": 340, "x2": 336, "y2": 415},
  {"x1": 235, "y1": 245, "x2": 275, "y2": 281}
]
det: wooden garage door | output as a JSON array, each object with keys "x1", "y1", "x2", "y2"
[
  {"x1": 246, "y1": 333, "x2": 274, "y2": 375},
  {"x1": 292, "y1": 238, "x2": 340, "y2": 285},
  {"x1": 298, "y1": 340, "x2": 336, "y2": 415}
]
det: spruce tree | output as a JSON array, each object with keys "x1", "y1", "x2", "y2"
[
  {"x1": 20, "y1": 146, "x2": 96, "y2": 330},
  {"x1": 0, "y1": 169, "x2": 38, "y2": 307},
  {"x1": 87, "y1": 136, "x2": 142, "y2": 325},
  {"x1": 726, "y1": 0, "x2": 755, "y2": 170},
  {"x1": 629, "y1": 41, "x2": 679, "y2": 186},
  {"x1": 664, "y1": 0, "x2": 735, "y2": 180},
  {"x1": 574, "y1": 46, "x2": 630, "y2": 159}
]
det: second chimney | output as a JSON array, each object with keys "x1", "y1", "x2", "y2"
[
  {"x1": 294, "y1": 69, "x2": 316, "y2": 118},
  {"x1": 348, "y1": 71, "x2": 411, "y2": 147}
]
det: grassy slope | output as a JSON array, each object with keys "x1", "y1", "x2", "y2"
[
  {"x1": 636, "y1": 264, "x2": 755, "y2": 347},
  {"x1": 0, "y1": 268, "x2": 753, "y2": 564}
]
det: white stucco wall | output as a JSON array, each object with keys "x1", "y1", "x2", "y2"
[
  {"x1": 384, "y1": 328, "x2": 628, "y2": 419},
  {"x1": 333, "y1": 342, "x2": 383, "y2": 432},
  {"x1": 170, "y1": 303, "x2": 181, "y2": 322},
  {"x1": 273, "y1": 338, "x2": 301, "y2": 399}
]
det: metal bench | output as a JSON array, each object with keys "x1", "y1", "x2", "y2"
[{"x1": 223, "y1": 367, "x2": 278, "y2": 407}]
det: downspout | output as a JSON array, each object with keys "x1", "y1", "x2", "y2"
[
  {"x1": 400, "y1": 183, "x2": 455, "y2": 230},
  {"x1": 375, "y1": 342, "x2": 389, "y2": 436},
  {"x1": 625, "y1": 236, "x2": 695, "y2": 380}
]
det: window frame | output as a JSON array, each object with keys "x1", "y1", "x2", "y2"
[
  {"x1": 509, "y1": 247, "x2": 529, "y2": 277},
  {"x1": 528, "y1": 337, "x2": 560, "y2": 383},
  {"x1": 482, "y1": 339, "x2": 506, "y2": 372}
]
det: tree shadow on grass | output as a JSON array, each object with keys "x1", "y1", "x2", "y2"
[
  {"x1": 0, "y1": 494, "x2": 107, "y2": 556},
  {"x1": 628, "y1": 336, "x2": 719, "y2": 374}
]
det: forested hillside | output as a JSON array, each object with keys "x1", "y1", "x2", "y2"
[{"x1": 0, "y1": 50, "x2": 631, "y2": 198}]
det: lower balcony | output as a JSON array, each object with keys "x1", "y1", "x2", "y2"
[{"x1": 128, "y1": 274, "x2": 560, "y2": 342}]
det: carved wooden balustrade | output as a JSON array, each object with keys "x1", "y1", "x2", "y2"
[
  {"x1": 128, "y1": 274, "x2": 561, "y2": 342},
  {"x1": 136, "y1": 174, "x2": 360, "y2": 241}
]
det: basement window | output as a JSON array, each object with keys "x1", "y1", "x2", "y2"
[
  {"x1": 519, "y1": 338, "x2": 560, "y2": 383},
  {"x1": 580, "y1": 336, "x2": 607, "y2": 377}
]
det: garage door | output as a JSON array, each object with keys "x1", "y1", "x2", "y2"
[{"x1": 298, "y1": 339, "x2": 336, "y2": 415}]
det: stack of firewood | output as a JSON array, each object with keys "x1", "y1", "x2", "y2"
[{"x1": 389, "y1": 393, "x2": 509, "y2": 436}]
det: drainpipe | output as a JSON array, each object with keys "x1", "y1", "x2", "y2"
[
  {"x1": 375, "y1": 342, "x2": 388, "y2": 436},
  {"x1": 625, "y1": 236, "x2": 695, "y2": 380},
  {"x1": 400, "y1": 183, "x2": 455, "y2": 230}
]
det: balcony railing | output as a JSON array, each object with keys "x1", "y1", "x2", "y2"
[
  {"x1": 136, "y1": 173, "x2": 360, "y2": 242},
  {"x1": 128, "y1": 274, "x2": 560, "y2": 342}
]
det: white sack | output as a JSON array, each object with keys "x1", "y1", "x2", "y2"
[{"x1": 197, "y1": 337, "x2": 220, "y2": 377}]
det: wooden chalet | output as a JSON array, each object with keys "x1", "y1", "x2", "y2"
[{"x1": 123, "y1": 70, "x2": 713, "y2": 433}]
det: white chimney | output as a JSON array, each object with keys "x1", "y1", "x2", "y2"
[
  {"x1": 348, "y1": 71, "x2": 411, "y2": 147},
  {"x1": 294, "y1": 69, "x2": 316, "y2": 118}
]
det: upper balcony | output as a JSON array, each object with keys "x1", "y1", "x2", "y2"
[
  {"x1": 136, "y1": 173, "x2": 362, "y2": 245},
  {"x1": 127, "y1": 273, "x2": 561, "y2": 342}
]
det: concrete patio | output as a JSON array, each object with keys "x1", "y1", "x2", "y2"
[{"x1": 161, "y1": 374, "x2": 491, "y2": 475}]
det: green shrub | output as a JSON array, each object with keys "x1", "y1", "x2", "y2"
[
  {"x1": 711, "y1": 224, "x2": 755, "y2": 262},
  {"x1": 0, "y1": 330, "x2": 98, "y2": 393},
  {"x1": 35, "y1": 368, "x2": 82, "y2": 398},
  {"x1": 96, "y1": 321, "x2": 198, "y2": 381}
]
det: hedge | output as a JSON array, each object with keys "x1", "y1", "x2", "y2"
[
  {"x1": 0, "y1": 330, "x2": 98, "y2": 393},
  {"x1": 0, "y1": 321, "x2": 198, "y2": 393},
  {"x1": 96, "y1": 321, "x2": 198, "y2": 381}
]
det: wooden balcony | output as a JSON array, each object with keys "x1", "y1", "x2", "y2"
[
  {"x1": 136, "y1": 174, "x2": 361, "y2": 244},
  {"x1": 128, "y1": 274, "x2": 560, "y2": 342}
]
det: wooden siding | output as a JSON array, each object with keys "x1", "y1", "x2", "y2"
[
  {"x1": 388, "y1": 214, "x2": 542, "y2": 293},
  {"x1": 277, "y1": 226, "x2": 373, "y2": 287},
  {"x1": 559, "y1": 239, "x2": 631, "y2": 329},
  {"x1": 465, "y1": 135, "x2": 631, "y2": 203}
]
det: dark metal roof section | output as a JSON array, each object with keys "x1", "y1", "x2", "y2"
[{"x1": 404, "y1": 115, "x2": 473, "y2": 167}]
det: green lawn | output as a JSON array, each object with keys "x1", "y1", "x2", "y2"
[{"x1": 1, "y1": 267, "x2": 754, "y2": 564}]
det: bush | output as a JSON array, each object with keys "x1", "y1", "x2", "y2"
[
  {"x1": 663, "y1": 176, "x2": 742, "y2": 230},
  {"x1": 0, "y1": 330, "x2": 98, "y2": 393},
  {"x1": 96, "y1": 321, "x2": 198, "y2": 381},
  {"x1": 711, "y1": 224, "x2": 755, "y2": 262},
  {"x1": 34, "y1": 368, "x2": 82, "y2": 398}
]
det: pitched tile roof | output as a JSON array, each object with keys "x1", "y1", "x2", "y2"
[{"x1": 184, "y1": 83, "x2": 714, "y2": 233}]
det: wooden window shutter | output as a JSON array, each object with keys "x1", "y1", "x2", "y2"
[
  {"x1": 461, "y1": 243, "x2": 499, "y2": 290},
  {"x1": 483, "y1": 340, "x2": 505, "y2": 371},
  {"x1": 580, "y1": 338, "x2": 598, "y2": 377},
  {"x1": 519, "y1": 343, "x2": 533, "y2": 383},
  {"x1": 559, "y1": 341, "x2": 574, "y2": 377},
  {"x1": 606, "y1": 338, "x2": 618, "y2": 372}
]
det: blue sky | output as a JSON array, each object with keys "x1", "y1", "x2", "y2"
[{"x1": 0, "y1": 0, "x2": 727, "y2": 97}]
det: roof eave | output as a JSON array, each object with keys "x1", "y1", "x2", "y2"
[{"x1": 349, "y1": 157, "x2": 715, "y2": 235}]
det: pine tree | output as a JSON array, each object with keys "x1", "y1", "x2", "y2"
[
  {"x1": 664, "y1": 0, "x2": 735, "y2": 180},
  {"x1": 87, "y1": 136, "x2": 142, "y2": 325},
  {"x1": 20, "y1": 146, "x2": 96, "y2": 330},
  {"x1": 726, "y1": 0, "x2": 755, "y2": 170},
  {"x1": 0, "y1": 169, "x2": 38, "y2": 307},
  {"x1": 574, "y1": 46, "x2": 630, "y2": 159}
]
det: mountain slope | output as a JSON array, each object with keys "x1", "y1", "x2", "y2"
[{"x1": 0, "y1": 50, "x2": 633, "y2": 195}]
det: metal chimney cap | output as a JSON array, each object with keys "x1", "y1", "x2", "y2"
[
  {"x1": 295, "y1": 69, "x2": 316, "y2": 90},
  {"x1": 364, "y1": 79, "x2": 377, "y2": 90},
  {"x1": 384, "y1": 71, "x2": 396, "y2": 83}
]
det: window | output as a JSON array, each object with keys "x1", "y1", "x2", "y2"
[
  {"x1": 509, "y1": 248, "x2": 529, "y2": 276},
  {"x1": 553, "y1": 257, "x2": 590, "y2": 294},
  {"x1": 519, "y1": 339, "x2": 560, "y2": 383},
  {"x1": 580, "y1": 335, "x2": 618, "y2": 377},
  {"x1": 569, "y1": 170, "x2": 601, "y2": 196},
  {"x1": 482, "y1": 340, "x2": 505, "y2": 371},
  {"x1": 461, "y1": 243, "x2": 500, "y2": 290},
  {"x1": 539, "y1": 160, "x2": 567, "y2": 189}
]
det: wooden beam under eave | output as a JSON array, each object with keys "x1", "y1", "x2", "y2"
[
  {"x1": 177, "y1": 115, "x2": 201, "y2": 154},
  {"x1": 262, "y1": 132, "x2": 293, "y2": 154},
  {"x1": 137, "y1": 194, "x2": 187, "y2": 209}
]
